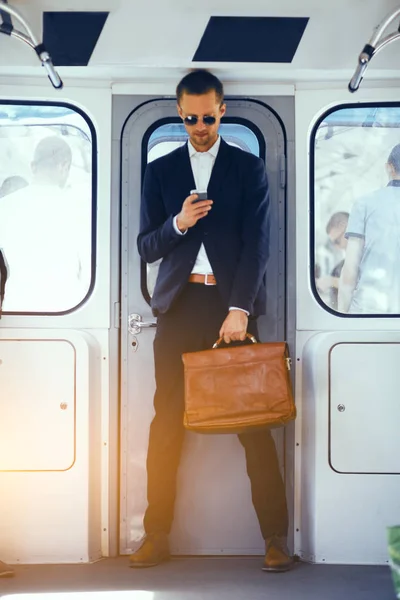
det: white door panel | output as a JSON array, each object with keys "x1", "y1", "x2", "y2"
[
  {"x1": 0, "y1": 339, "x2": 75, "y2": 471},
  {"x1": 330, "y1": 343, "x2": 400, "y2": 474}
]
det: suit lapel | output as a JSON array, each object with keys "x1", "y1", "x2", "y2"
[
  {"x1": 207, "y1": 137, "x2": 233, "y2": 198},
  {"x1": 175, "y1": 142, "x2": 196, "y2": 194}
]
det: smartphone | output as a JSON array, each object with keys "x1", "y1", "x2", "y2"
[{"x1": 190, "y1": 189, "x2": 208, "y2": 203}]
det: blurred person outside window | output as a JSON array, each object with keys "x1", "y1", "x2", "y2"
[
  {"x1": 0, "y1": 136, "x2": 90, "y2": 312},
  {"x1": 316, "y1": 212, "x2": 349, "y2": 311},
  {"x1": 339, "y1": 143, "x2": 400, "y2": 314},
  {"x1": 0, "y1": 175, "x2": 28, "y2": 198}
]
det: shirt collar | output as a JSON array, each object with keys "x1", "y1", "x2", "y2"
[{"x1": 188, "y1": 135, "x2": 221, "y2": 158}]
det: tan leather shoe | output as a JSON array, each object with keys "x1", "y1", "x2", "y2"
[
  {"x1": 0, "y1": 560, "x2": 14, "y2": 577},
  {"x1": 262, "y1": 535, "x2": 293, "y2": 572},
  {"x1": 129, "y1": 533, "x2": 170, "y2": 568}
]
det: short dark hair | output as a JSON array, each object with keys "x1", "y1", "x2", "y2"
[
  {"x1": 326, "y1": 211, "x2": 349, "y2": 233},
  {"x1": 176, "y1": 70, "x2": 224, "y2": 104},
  {"x1": 388, "y1": 144, "x2": 400, "y2": 174}
]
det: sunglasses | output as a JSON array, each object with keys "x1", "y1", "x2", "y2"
[{"x1": 181, "y1": 114, "x2": 217, "y2": 126}]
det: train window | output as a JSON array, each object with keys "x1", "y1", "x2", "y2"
[
  {"x1": 0, "y1": 103, "x2": 95, "y2": 314},
  {"x1": 312, "y1": 104, "x2": 400, "y2": 316}
]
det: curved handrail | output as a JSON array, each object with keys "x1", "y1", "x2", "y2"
[
  {"x1": 349, "y1": 8, "x2": 400, "y2": 93},
  {"x1": 0, "y1": 1, "x2": 63, "y2": 89},
  {"x1": 369, "y1": 7, "x2": 400, "y2": 48}
]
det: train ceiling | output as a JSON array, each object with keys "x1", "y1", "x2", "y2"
[{"x1": 0, "y1": 0, "x2": 399, "y2": 84}]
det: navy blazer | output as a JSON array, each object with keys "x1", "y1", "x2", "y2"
[{"x1": 137, "y1": 137, "x2": 270, "y2": 316}]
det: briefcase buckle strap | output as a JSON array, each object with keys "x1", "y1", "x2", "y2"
[{"x1": 212, "y1": 333, "x2": 258, "y2": 349}]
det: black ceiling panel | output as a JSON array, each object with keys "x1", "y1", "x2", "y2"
[
  {"x1": 193, "y1": 16, "x2": 309, "y2": 63},
  {"x1": 43, "y1": 12, "x2": 109, "y2": 66}
]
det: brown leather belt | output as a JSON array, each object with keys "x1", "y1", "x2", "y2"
[{"x1": 188, "y1": 273, "x2": 217, "y2": 286}]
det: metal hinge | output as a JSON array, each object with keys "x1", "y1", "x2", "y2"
[{"x1": 279, "y1": 154, "x2": 286, "y2": 189}]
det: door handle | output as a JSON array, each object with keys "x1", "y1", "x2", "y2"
[{"x1": 128, "y1": 313, "x2": 157, "y2": 335}]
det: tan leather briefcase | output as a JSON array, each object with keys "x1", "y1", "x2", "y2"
[{"x1": 182, "y1": 335, "x2": 295, "y2": 434}]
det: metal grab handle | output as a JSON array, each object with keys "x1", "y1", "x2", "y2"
[
  {"x1": 348, "y1": 59, "x2": 369, "y2": 93},
  {"x1": 128, "y1": 313, "x2": 157, "y2": 335},
  {"x1": 41, "y1": 52, "x2": 63, "y2": 89}
]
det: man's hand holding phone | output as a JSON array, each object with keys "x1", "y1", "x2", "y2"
[{"x1": 176, "y1": 190, "x2": 213, "y2": 232}]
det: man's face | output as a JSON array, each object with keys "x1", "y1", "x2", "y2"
[
  {"x1": 177, "y1": 90, "x2": 226, "y2": 152},
  {"x1": 328, "y1": 224, "x2": 348, "y2": 250}
]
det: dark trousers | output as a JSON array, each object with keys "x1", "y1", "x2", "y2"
[{"x1": 143, "y1": 283, "x2": 288, "y2": 540}]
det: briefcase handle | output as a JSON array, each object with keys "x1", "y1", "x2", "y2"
[{"x1": 212, "y1": 333, "x2": 258, "y2": 349}]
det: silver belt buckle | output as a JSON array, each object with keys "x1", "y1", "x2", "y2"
[{"x1": 204, "y1": 273, "x2": 214, "y2": 286}]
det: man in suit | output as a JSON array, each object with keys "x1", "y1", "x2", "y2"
[{"x1": 130, "y1": 70, "x2": 292, "y2": 572}]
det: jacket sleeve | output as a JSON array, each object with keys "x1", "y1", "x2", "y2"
[
  {"x1": 137, "y1": 162, "x2": 184, "y2": 263},
  {"x1": 228, "y1": 157, "x2": 270, "y2": 313}
]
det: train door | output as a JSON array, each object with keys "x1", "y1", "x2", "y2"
[
  {"x1": 114, "y1": 95, "x2": 294, "y2": 555},
  {"x1": 0, "y1": 88, "x2": 111, "y2": 564},
  {"x1": 295, "y1": 90, "x2": 400, "y2": 564}
]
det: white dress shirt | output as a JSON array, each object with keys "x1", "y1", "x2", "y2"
[{"x1": 173, "y1": 136, "x2": 248, "y2": 315}]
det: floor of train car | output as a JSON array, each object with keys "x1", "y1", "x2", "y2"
[{"x1": 0, "y1": 557, "x2": 395, "y2": 600}]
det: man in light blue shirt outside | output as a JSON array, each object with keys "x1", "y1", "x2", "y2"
[{"x1": 339, "y1": 143, "x2": 400, "y2": 314}]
